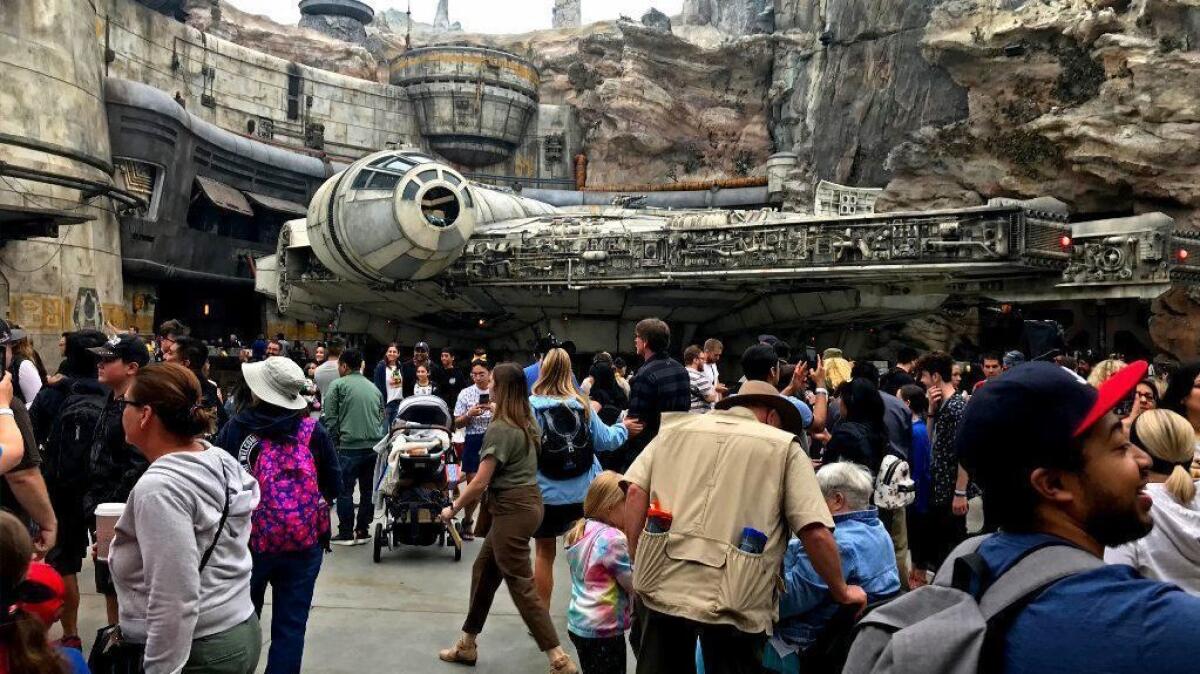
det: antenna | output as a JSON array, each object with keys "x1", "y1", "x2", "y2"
[{"x1": 405, "y1": 0, "x2": 412, "y2": 50}]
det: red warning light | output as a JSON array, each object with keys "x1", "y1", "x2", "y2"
[
  {"x1": 1180, "y1": 248, "x2": 1190, "y2": 261},
  {"x1": 1059, "y1": 235, "x2": 1072, "y2": 248}
]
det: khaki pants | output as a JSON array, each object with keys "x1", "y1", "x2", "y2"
[
  {"x1": 462, "y1": 485, "x2": 560, "y2": 651},
  {"x1": 880, "y1": 507, "x2": 910, "y2": 589}
]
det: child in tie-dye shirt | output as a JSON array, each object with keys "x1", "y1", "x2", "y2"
[{"x1": 565, "y1": 471, "x2": 634, "y2": 673}]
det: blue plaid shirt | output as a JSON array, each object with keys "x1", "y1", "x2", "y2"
[{"x1": 624, "y1": 352, "x2": 690, "y2": 462}]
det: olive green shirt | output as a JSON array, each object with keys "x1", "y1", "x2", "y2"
[{"x1": 480, "y1": 419, "x2": 538, "y2": 490}]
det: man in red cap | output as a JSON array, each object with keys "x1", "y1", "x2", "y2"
[{"x1": 954, "y1": 360, "x2": 1200, "y2": 673}]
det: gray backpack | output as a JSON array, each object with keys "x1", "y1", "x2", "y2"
[{"x1": 842, "y1": 534, "x2": 1101, "y2": 674}]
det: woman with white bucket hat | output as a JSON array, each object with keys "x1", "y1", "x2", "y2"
[{"x1": 216, "y1": 356, "x2": 342, "y2": 674}]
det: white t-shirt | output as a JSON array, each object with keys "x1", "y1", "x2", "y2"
[
  {"x1": 17, "y1": 360, "x2": 41, "y2": 403},
  {"x1": 413, "y1": 382, "x2": 435, "y2": 397},
  {"x1": 704, "y1": 361, "x2": 720, "y2": 387},
  {"x1": 384, "y1": 364, "x2": 403, "y2": 403}
]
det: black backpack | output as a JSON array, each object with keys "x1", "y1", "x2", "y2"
[
  {"x1": 43, "y1": 387, "x2": 107, "y2": 491},
  {"x1": 535, "y1": 404, "x2": 594, "y2": 480}
]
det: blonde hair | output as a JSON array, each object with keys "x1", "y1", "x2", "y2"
[
  {"x1": 565, "y1": 471, "x2": 626, "y2": 546},
  {"x1": 1132, "y1": 409, "x2": 1197, "y2": 504},
  {"x1": 1087, "y1": 359, "x2": 1127, "y2": 388},
  {"x1": 491, "y1": 363, "x2": 540, "y2": 452},
  {"x1": 825, "y1": 356, "x2": 853, "y2": 390},
  {"x1": 532, "y1": 348, "x2": 591, "y2": 421}
]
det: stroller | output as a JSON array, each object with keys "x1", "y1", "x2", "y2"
[{"x1": 372, "y1": 395, "x2": 463, "y2": 562}]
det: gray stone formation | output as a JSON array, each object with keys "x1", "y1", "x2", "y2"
[
  {"x1": 428, "y1": 0, "x2": 461, "y2": 32},
  {"x1": 681, "y1": 0, "x2": 770, "y2": 35},
  {"x1": 298, "y1": 13, "x2": 368, "y2": 42},
  {"x1": 641, "y1": 8, "x2": 672, "y2": 33},
  {"x1": 297, "y1": 0, "x2": 375, "y2": 44},
  {"x1": 552, "y1": 0, "x2": 581, "y2": 29},
  {"x1": 768, "y1": 0, "x2": 968, "y2": 206}
]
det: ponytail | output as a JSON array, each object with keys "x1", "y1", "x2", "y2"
[
  {"x1": 564, "y1": 518, "x2": 589, "y2": 547},
  {"x1": 1165, "y1": 464, "x2": 1197, "y2": 505}
]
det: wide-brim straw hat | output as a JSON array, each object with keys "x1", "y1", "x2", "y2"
[{"x1": 715, "y1": 380, "x2": 806, "y2": 436}]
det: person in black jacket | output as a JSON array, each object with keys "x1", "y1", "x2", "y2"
[
  {"x1": 169, "y1": 335, "x2": 228, "y2": 437},
  {"x1": 401, "y1": 342, "x2": 443, "y2": 398},
  {"x1": 85, "y1": 333, "x2": 151, "y2": 625},
  {"x1": 438, "y1": 346, "x2": 468, "y2": 410},
  {"x1": 31, "y1": 331, "x2": 141, "y2": 648},
  {"x1": 215, "y1": 357, "x2": 341, "y2": 674},
  {"x1": 825, "y1": 377, "x2": 887, "y2": 474}
]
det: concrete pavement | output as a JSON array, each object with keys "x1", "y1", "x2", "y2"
[{"x1": 73, "y1": 517, "x2": 637, "y2": 673}]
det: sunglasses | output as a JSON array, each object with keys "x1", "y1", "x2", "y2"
[{"x1": 115, "y1": 396, "x2": 148, "y2": 411}]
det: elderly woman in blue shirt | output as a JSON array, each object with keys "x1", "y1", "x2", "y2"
[
  {"x1": 766, "y1": 461, "x2": 901, "y2": 673},
  {"x1": 529, "y1": 348, "x2": 642, "y2": 609}
]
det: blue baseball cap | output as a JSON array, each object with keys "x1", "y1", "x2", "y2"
[{"x1": 957, "y1": 360, "x2": 1147, "y2": 487}]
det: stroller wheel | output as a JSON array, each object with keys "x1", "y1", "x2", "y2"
[
  {"x1": 373, "y1": 523, "x2": 383, "y2": 563},
  {"x1": 453, "y1": 522, "x2": 463, "y2": 561}
]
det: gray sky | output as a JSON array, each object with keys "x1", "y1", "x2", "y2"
[{"x1": 229, "y1": 0, "x2": 684, "y2": 34}]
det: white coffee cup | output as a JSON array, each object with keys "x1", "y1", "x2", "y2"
[{"x1": 94, "y1": 502, "x2": 125, "y2": 561}]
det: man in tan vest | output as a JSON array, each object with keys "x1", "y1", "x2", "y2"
[{"x1": 623, "y1": 380, "x2": 867, "y2": 674}]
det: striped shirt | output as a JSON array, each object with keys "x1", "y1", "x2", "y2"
[{"x1": 688, "y1": 367, "x2": 715, "y2": 413}]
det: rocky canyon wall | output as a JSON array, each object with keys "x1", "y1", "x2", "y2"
[{"x1": 769, "y1": 0, "x2": 970, "y2": 208}]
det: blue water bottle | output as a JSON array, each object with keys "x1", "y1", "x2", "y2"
[{"x1": 739, "y1": 527, "x2": 767, "y2": 554}]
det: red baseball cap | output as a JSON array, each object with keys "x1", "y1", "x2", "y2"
[
  {"x1": 15, "y1": 562, "x2": 65, "y2": 628},
  {"x1": 1072, "y1": 360, "x2": 1148, "y2": 437}
]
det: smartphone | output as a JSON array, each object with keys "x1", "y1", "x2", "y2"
[{"x1": 478, "y1": 393, "x2": 490, "y2": 406}]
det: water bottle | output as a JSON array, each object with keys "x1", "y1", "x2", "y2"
[
  {"x1": 738, "y1": 527, "x2": 767, "y2": 554},
  {"x1": 646, "y1": 500, "x2": 673, "y2": 533}
]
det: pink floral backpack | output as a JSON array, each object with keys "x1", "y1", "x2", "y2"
[{"x1": 248, "y1": 417, "x2": 330, "y2": 553}]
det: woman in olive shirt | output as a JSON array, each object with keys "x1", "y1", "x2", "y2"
[{"x1": 438, "y1": 363, "x2": 578, "y2": 674}]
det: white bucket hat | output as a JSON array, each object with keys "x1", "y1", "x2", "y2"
[{"x1": 242, "y1": 357, "x2": 308, "y2": 410}]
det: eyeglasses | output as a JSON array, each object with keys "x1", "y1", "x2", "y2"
[
  {"x1": 115, "y1": 396, "x2": 148, "y2": 411},
  {"x1": 1134, "y1": 391, "x2": 1156, "y2": 400}
]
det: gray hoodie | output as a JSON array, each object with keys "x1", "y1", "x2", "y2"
[
  {"x1": 1105, "y1": 482, "x2": 1200, "y2": 595},
  {"x1": 110, "y1": 444, "x2": 260, "y2": 674}
]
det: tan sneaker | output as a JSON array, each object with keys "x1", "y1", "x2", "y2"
[
  {"x1": 438, "y1": 637, "x2": 477, "y2": 666},
  {"x1": 549, "y1": 654, "x2": 578, "y2": 674}
]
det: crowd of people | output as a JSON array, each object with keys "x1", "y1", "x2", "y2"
[{"x1": 2, "y1": 313, "x2": 1200, "y2": 674}]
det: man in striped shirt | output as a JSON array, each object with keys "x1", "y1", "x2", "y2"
[{"x1": 685, "y1": 345, "x2": 718, "y2": 414}]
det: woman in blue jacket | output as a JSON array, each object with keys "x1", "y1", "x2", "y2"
[{"x1": 529, "y1": 348, "x2": 642, "y2": 608}]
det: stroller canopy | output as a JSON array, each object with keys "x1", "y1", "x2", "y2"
[{"x1": 395, "y1": 395, "x2": 453, "y2": 428}]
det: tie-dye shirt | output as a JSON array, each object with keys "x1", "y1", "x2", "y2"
[{"x1": 566, "y1": 520, "x2": 635, "y2": 638}]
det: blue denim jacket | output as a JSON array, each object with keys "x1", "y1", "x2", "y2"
[{"x1": 774, "y1": 508, "x2": 900, "y2": 651}]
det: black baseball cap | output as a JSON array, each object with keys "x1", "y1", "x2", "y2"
[
  {"x1": 414, "y1": 341, "x2": 430, "y2": 352},
  {"x1": 0, "y1": 319, "x2": 26, "y2": 345},
  {"x1": 957, "y1": 360, "x2": 1147, "y2": 484},
  {"x1": 89, "y1": 334, "x2": 150, "y2": 367}
]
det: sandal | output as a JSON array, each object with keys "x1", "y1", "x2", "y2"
[
  {"x1": 550, "y1": 654, "x2": 579, "y2": 674},
  {"x1": 438, "y1": 637, "x2": 478, "y2": 666}
]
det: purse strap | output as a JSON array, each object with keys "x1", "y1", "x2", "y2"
[{"x1": 200, "y1": 463, "x2": 232, "y2": 573}]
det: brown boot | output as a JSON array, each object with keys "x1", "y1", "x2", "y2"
[
  {"x1": 438, "y1": 637, "x2": 477, "y2": 666},
  {"x1": 550, "y1": 653, "x2": 578, "y2": 674}
]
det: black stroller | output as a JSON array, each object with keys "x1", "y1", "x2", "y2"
[{"x1": 372, "y1": 395, "x2": 463, "y2": 562}]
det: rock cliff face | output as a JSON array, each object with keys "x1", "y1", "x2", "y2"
[
  {"x1": 485, "y1": 22, "x2": 775, "y2": 184},
  {"x1": 769, "y1": 0, "x2": 970, "y2": 207},
  {"x1": 878, "y1": 0, "x2": 1200, "y2": 229}
]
